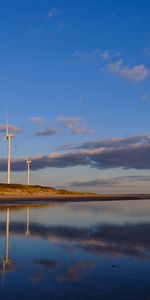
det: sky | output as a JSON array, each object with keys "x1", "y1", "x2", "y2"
[{"x1": 1, "y1": 0, "x2": 150, "y2": 193}]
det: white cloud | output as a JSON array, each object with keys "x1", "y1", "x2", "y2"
[
  {"x1": 33, "y1": 127, "x2": 57, "y2": 137},
  {"x1": 69, "y1": 175, "x2": 150, "y2": 188},
  {"x1": 72, "y1": 48, "x2": 148, "y2": 82},
  {"x1": 144, "y1": 47, "x2": 150, "y2": 56},
  {"x1": 120, "y1": 64, "x2": 148, "y2": 82},
  {"x1": 53, "y1": 23, "x2": 64, "y2": 33},
  {"x1": 107, "y1": 60, "x2": 148, "y2": 82},
  {"x1": 57, "y1": 116, "x2": 81, "y2": 124},
  {"x1": 107, "y1": 59, "x2": 123, "y2": 74},
  {"x1": 67, "y1": 124, "x2": 94, "y2": 135},
  {"x1": 47, "y1": 8, "x2": 58, "y2": 19},
  {"x1": 141, "y1": 94, "x2": 150, "y2": 102},
  {"x1": 0, "y1": 124, "x2": 22, "y2": 133},
  {"x1": 72, "y1": 48, "x2": 121, "y2": 63},
  {"x1": 57, "y1": 115, "x2": 94, "y2": 135},
  {"x1": 72, "y1": 49, "x2": 101, "y2": 62},
  {"x1": 30, "y1": 116, "x2": 45, "y2": 125},
  {"x1": 101, "y1": 50, "x2": 111, "y2": 60}
]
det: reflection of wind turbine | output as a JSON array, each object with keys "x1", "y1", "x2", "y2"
[
  {"x1": 0, "y1": 208, "x2": 11, "y2": 288},
  {"x1": 26, "y1": 160, "x2": 32, "y2": 186},
  {"x1": 25, "y1": 207, "x2": 31, "y2": 236},
  {"x1": 0, "y1": 208, "x2": 15, "y2": 290},
  {"x1": 6, "y1": 118, "x2": 14, "y2": 184},
  {"x1": 4, "y1": 208, "x2": 11, "y2": 266}
]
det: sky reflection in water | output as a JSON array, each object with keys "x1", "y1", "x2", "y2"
[{"x1": 0, "y1": 200, "x2": 150, "y2": 299}]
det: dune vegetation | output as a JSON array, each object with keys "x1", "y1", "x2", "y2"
[{"x1": 0, "y1": 183, "x2": 97, "y2": 197}]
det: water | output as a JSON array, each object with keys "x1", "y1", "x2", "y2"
[{"x1": 0, "y1": 199, "x2": 150, "y2": 299}]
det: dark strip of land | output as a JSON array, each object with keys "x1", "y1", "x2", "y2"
[{"x1": 0, "y1": 194, "x2": 150, "y2": 203}]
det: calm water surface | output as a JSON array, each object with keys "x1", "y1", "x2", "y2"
[{"x1": 0, "y1": 199, "x2": 150, "y2": 299}]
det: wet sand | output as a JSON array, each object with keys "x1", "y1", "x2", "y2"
[{"x1": 0, "y1": 193, "x2": 150, "y2": 204}]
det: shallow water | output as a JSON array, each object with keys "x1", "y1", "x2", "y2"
[{"x1": 0, "y1": 199, "x2": 150, "y2": 299}]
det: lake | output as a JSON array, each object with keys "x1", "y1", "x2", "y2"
[{"x1": 0, "y1": 199, "x2": 150, "y2": 299}]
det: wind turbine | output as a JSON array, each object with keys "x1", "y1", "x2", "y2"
[
  {"x1": 26, "y1": 160, "x2": 32, "y2": 186},
  {"x1": 6, "y1": 118, "x2": 14, "y2": 184}
]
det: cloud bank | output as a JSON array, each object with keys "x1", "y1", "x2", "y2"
[
  {"x1": 69, "y1": 176, "x2": 150, "y2": 188},
  {"x1": 1, "y1": 134, "x2": 150, "y2": 172}
]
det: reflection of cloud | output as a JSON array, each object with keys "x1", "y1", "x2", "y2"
[
  {"x1": 35, "y1": 259, "x2": 57, "y2": 270},
  {"x1": 58, "y1": 260, "x2": 95, "y2": 282},
  {"x1": 69, "y1": 201, "x2": 150, "y2": 219},
  {"x1": 80, "y1": 239, "x2": 148, "y2": 260},
  {"x1": 1, "y1": 221, "x2": 150, "y2": 260},
  {"x1": 29, "y1": 272, "x2": 43, "y2": 284}
]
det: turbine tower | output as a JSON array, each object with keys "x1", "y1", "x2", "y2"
[
  {"x1": 6, "y1": 119, "x2": 14, "y2": 184},
  {"x1": 26, "y1": 160, "x2": 32, "y2": 186}
]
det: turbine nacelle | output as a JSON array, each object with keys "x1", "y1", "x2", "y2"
[
  {"x1": 6, "y1": 134, "x2": 14, "y2": 139},
  {"x1": 26, "y1": 160, "x2": 32, "y2": 164}
]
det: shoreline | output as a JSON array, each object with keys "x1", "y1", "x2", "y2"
[{"x1": 0, "y1": 193, "x2": 150, "y2": 203}]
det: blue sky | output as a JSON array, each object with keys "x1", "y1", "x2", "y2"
[{"x1": 1, "y1": 0, "x2": 150, "y2": 193}]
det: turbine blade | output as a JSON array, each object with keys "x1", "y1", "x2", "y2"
[
  {"x1": 0, "y1": 136, "x2": 6, "y2": 146},
  {"x1": 6, "y1": 112, "x2": 8, "y2": 136}
]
